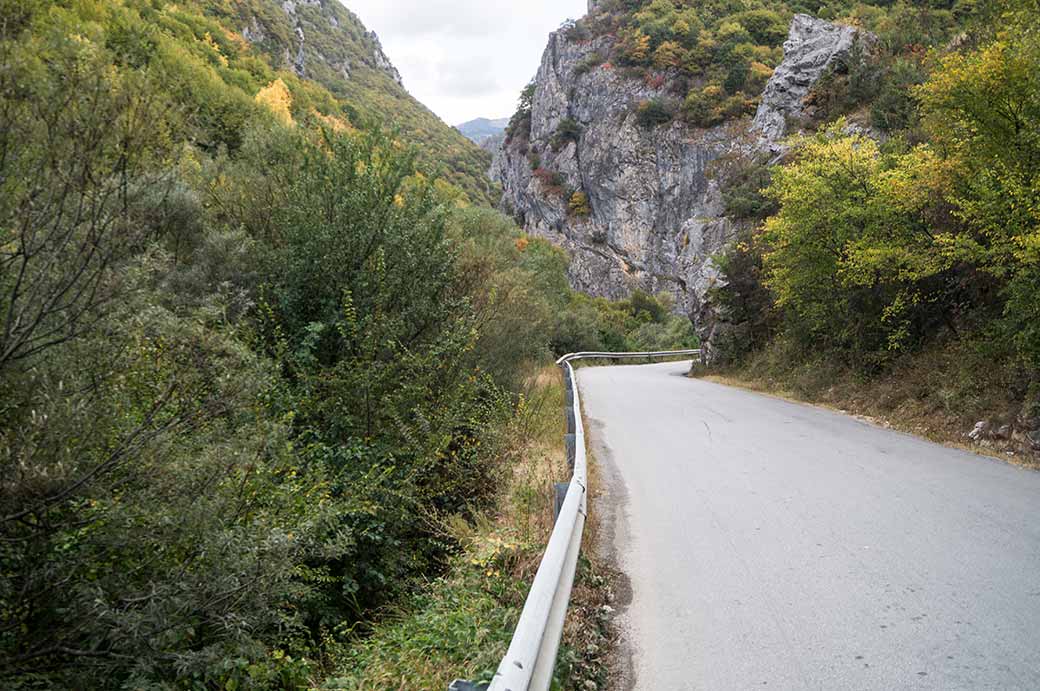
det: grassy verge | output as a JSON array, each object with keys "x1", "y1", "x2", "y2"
[
  {"x1": 699, "y1": 334, "x2": 1039, "y2": 468},
  {"x1": 319, "y1": 365, "x2": 614, "y2": 690}
]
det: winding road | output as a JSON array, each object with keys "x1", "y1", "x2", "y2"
[{"x1": 577, "y1": 360, "x2": 1040, "y2": 690}]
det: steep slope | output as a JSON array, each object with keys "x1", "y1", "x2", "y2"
[
  {"x1": 202, "y1": 0, "x2": 495, "y2": 203},
  {"x1": 0, "y1": 1, "x2": 567, "y2": 686},
  {"x1": 493, "y1": 26, "x2": 743, "y2": 312}
]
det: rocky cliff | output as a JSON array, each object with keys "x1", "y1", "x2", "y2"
[{"x1": 492, "y1": 13, "x2": 874, "y2": 357}]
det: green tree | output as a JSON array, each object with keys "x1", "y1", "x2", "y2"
[
  {"x1": 760, "y1": 125, "x2": 891, "y2": 354},
  {"x1": 917, "y1": 3, "x2": 1040, "y2": 365}
]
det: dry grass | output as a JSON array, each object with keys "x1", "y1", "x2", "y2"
[
  {"x1": 509, "y1": 365, "x2": 616, "y2": 690},
  {"x1": 701, "y1": 335, "x2": 1039, "y2": 469}
]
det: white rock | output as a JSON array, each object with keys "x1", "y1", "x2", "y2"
[{"x1": 752, "y1": 15, "x2": 871, "y2": 145}]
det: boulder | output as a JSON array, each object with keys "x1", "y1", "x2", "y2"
[
  {"x1": 968, "y1": 421, "x2": 990, "y2": 442},
  {"x1": 752, "y1": 14, "x2": 872, "y2": 145}
]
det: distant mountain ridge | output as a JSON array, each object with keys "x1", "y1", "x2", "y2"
[{"x1": 456, "y1": 117, "x2": 509, "y2": 144}]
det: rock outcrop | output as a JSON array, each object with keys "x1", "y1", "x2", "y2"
[
  {"x1": 491, "y1": 30, "x2": 747, "y2": 317},
  {"x1": 491, "y1": 13, "x2": 873, "y2": 359},
  {"x1": 752, "y1": 14, "x2": 863, "y2": 144},
  {"x1": 366, "y1": 30, "x2": 404, "y2": 86},
  {"x1": 245, "y1": 0, "x2": 403, "y2": 86},
  {"x1": 966, "y1": 412, "x2": 1040, "y2": 458}
]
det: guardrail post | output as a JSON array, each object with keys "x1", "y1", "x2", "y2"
[
  {"x1": 448, "y1": 681, "x2": 488, "y2": 691},
  {"x1": 564, "y1": 433, "x2": 576, "y2": 469},
  {"x1": 553, "y1": 481, "x2": 569, "y2": 521},
  {"x1": 565, "y1": 405, "x2": 575, "y2": 435}
]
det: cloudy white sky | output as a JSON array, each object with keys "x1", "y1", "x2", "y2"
[{"x1": 344, "y1": 0, "x2": 588, "y2": 126}]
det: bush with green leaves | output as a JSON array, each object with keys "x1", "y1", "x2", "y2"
[
  {"x1": 870, "y1": 57, "x2": 926, "y2": 132},
  {"x1": 713, "y1": 0, "x2": 1040, "y2": 378},
  {"x1": 550, "y1": 290, "x2": 698, "y2": 355},
  {"x1": 0, "y1": 3, "x2": 581, "y2": 687},
  {"x1": 551, "y1": 117, "x2": 583, "y2": 150},
  {"x1": 635, "y1": 98, "x2": 675, "y2": 128},
  {"x1": 0, "y1": 13, "x2": 337, "y2": 685},
  {"x1": 506, "y1": 81, "x2": 536, "y2": 144}
]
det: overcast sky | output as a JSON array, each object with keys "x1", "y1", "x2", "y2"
[{"x1": 344, "y1": 0, "x2": 588, "y2": 126}]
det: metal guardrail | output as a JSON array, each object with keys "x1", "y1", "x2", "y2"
[{"x1": 451, "y1": 349, "x2": 701, "y2": 691}]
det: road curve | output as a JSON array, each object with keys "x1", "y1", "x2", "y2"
[{"x1": 577, "y1": 360, "x2": 1040, "y2": 690}]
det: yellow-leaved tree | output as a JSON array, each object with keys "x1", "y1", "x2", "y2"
[{"x1": 255, "y1": 78, "x2": 293, "y2": 126}]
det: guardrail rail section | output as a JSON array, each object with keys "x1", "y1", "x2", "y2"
[{"x1": 450, "y1": 350, "x2": 700, "y2": 691}]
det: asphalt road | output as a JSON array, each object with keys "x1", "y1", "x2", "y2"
[{"x1": 577, "y1": 360, "x2": 1040, "y2": 690}]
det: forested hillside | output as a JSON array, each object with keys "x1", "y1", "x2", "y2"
[{"x1": 0, "y1": 1, "x2": 694, "y2": 687}]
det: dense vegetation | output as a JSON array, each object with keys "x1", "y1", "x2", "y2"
[
  {"x1": 322, "y1": 368, "x2": 614, "y2": 691},
  {"x1": 552, "y1": 290, "x2": 699, "y2": 354},
  {"x1": 711, "y1": 0, "x2": 1040, "y2": 421},
  {"x1": 563, "y1": 0, "x2": 978, "y2": 130},
  {"x1": 0, "y1": 1, "x2": 696, "y2": 687}
]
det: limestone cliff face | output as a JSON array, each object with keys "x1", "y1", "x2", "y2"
[
  {"x1": 492, "y1": 13, "x2": 874, "y2": 358},
  {"x1": 753, "y1": 14, "x2": 878, "y2": 147},
  {"x1": 491, "y1": 30, "x2": 747, "y2": 319}
]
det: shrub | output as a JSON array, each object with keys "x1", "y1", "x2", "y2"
[
  {"x1": 746, "y1": 60, "x2": 774, "y2": 92},
  {"x1": 709, "y1": 230, "x2": 779, "y2": 359},
  {"x1": 533, "y1": 167, "x2": 568, "y2": 197},
  {"x1": 565, "y1": 19, "x2": 591, "y2": 43},
  {"x1": 619, "y1": 28, "x2": 651, "y2": 65},
  {"x1": 681, "y1": 85, "x2": 724, "y2": 127},
  {"x1": 652, "y1": 40, "x2": 685, "y2": 69},
  {"x1": 505, "y1": 81, "x2": 536, "y2": 143},
  {"x1": 551, "y1": 117, "x2": 583, "y2": 151},
  {"x1": 730, "y1": 9, "x2": 788, "y2": 47},
  {"x1": 720, "y1": 93, "x2": 753, "y2": 119},
  {"x1": 871, "y1": 58, "x2": 926, "y2": 132},
  {"x1": 723, "y1": 56, "x2": 750, "y2": 93},
  {"x1": 1004, "y1": 266, "x2": 1040, "y2": 372},
  {"x1": 569, "y1": 190, "x2": 592, "y2": 217},
  {"x1": 550, "y1": 291, "x2": 695, "y2": 357},
  {"x1": 722, "y1": 161, "x2": 777, "y2": 220},
  {"x1": 635, "y1": 98, "x2": 674, "y2": 128}
]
